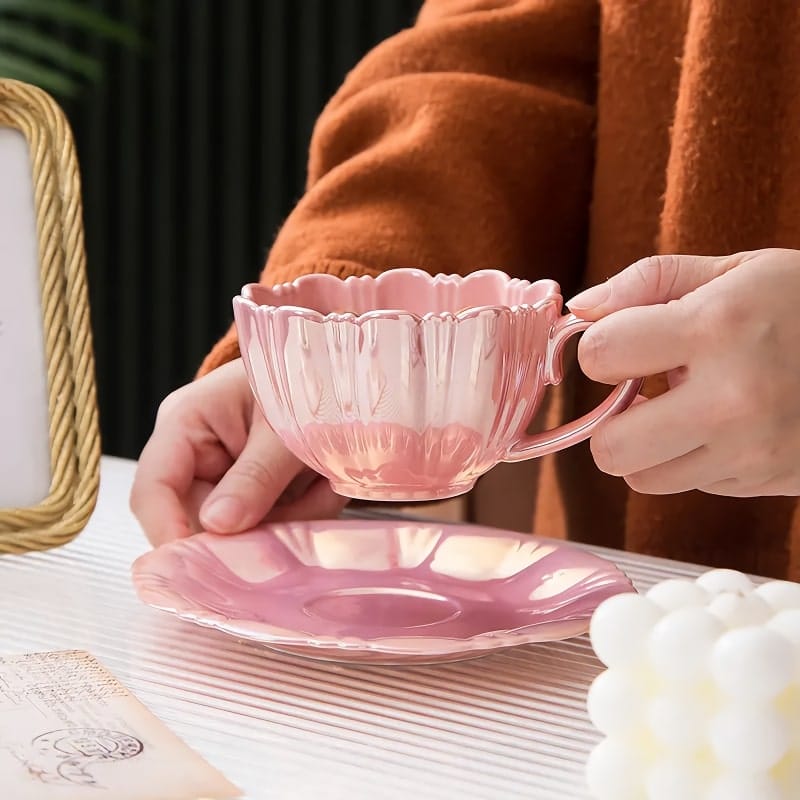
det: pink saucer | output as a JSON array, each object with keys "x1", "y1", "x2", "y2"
[{"x1": 132, "y1": 520, "x2": 634, "y2": 664}]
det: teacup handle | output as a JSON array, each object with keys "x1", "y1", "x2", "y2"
[{"x1": 504, "y1": 314, "x2": 643, "y2": 462}]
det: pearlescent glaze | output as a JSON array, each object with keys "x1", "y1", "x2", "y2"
[
  {"x1": 233, "y1": 269, "x2": 642, "y2": 501},
  {"x1": 132, "y1": 519, "x2": 635, "y2": 665}
]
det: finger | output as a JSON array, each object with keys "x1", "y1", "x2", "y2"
[
  {"x1": 589, "y1": 384, "x2": 708, "y2": 477},
  {"x1": 186, "y1": 473, "x2": 328, "y2": 532},
  {"x1": 131, "y1": 428, "x2": 196, "y2": 547},
  {"x1": 275, "y1": 469, "x2": 319, "y2": 507},
  {"x1": 184, "y1": 479, "x2": 216, "y2": 533},
  {"x1": 193, "y1": 438, "x2": 236, "y2": 484},
  {"x1": 567, "y1": 252, "x2": 749, "y2": 319},
  {"x1": 578, "y1": 304, "x2": 692, "y2": 384},
  {"x1": 700, "y1": 473, "x2": 797, "y2": 498},
  {"x1": 699, "y1": 478, "x2": 755, "y2": 498},
  {"x1": 199, "y1": 416, "x2": 303, "y2": 533},
  {"x1": 623, "y1": 445, "x2": 722, "y2": 495},
  {"x1": 266, "y1": 476, "x2": 349, "y2": 522}
]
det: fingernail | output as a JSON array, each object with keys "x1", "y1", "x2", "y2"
[
  {"x1": 201, "y1": 495, "x2": 245, "y2": 531},
  {"x1": 566, "y1": 281, "x2": 611, "y2": 311}
]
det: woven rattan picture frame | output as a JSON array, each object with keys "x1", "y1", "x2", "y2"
[{"x1": 0, "y1": 79, "x2": 100, "y2": 555}]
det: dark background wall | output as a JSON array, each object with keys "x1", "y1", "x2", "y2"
[{"x1": 60, "y1": 0, "x2": 420, "y2": 458}]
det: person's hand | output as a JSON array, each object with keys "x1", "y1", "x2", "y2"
[
  {"x1": 130, "y1": 358, "x2": 347, "y2": 546},
  {"x1": 567, "y1": 248, "x2": 800, "y2": 497}
]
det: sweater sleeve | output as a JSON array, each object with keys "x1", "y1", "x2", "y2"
[{"x1": 199, "y1": 0, "x2": 598, "y2": 375}]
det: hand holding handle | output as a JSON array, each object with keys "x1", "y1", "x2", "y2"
[{"x1": 504, "y1": 315, "x2": 642, "y2": 462}]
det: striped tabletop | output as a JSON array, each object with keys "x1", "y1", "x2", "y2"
[{"x1": 0, "y1": 456, "x2": 711, "y2": 800}]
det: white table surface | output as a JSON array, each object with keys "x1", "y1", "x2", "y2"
[{"x1": 0, "y1": 456, "x2": 713, "y2": 800}]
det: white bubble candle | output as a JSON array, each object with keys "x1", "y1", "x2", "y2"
[{"x1": 586, "y1": 570, "x2": 800, "y2": 800}]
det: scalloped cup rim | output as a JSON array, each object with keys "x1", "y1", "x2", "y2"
[{"x1": 235, "y1": 268, "x2": 563, "y2": 325}]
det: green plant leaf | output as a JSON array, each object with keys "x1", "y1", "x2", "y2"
[
  {"x1": 0, "y1": 22, "x2": 101, "y2": 80},
  {"x1": 0, "y1": 51, "x2": 80, "y2": 95},
  {"x1": 0, "y1": 0, "x2": 141, "y2": 48}
]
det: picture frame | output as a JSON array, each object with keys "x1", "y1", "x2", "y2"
[{"x1": 0, "y1": 79, "x2": 100, "y2": 555}]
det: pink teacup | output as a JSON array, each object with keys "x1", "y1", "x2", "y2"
[{"x1": 233, "y1": 269, "x2": 641, "y2": 502}]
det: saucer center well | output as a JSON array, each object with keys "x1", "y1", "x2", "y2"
[{"x1": 303, "y1": 587, "x2": 462, "y2": 630}]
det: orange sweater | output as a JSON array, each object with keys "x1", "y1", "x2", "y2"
[{"x1": 200, "y1": 0, "x2": 800, "y2": 580}]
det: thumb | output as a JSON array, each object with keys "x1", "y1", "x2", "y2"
[
  {"x1": 566, "y1": 252, "x2": 749, "y2": 320},
  {"x1": 199, "y1": 416, "x2": 302, "y2": 534}
]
